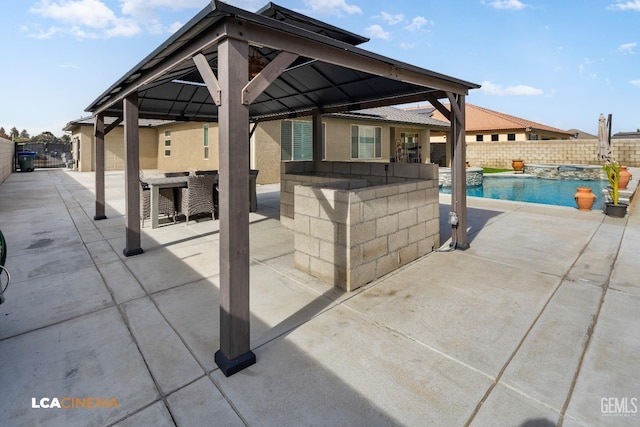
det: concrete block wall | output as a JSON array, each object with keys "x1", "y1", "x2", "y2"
[
  {"x1": 0, "y1": 137, "x2": 14, "y2": 185},
  {"x1": 466, "y1": 139, "x2": 640, "y2": 169},
  {"x1": 294, "y1": 178, "x2": 439, "y2": 292},
  {"x1": 281, "y1": 161, "x2": 438, "y2": 229}
]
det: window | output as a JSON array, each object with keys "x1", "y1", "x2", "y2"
[
  {"x1": 281, "y1": 120, "x2": 324, "y2": 161},
  {"x1": 351, "y1": 125, "x2": 381, "y2": 159},
  {"x1": 507, "y1": 133, "x2": 516, "y2": 141},
  {"x1": 491, "y1": 134, "x2": 499, "y2": 142},
  {"x1": 164, "y1": 130, "x2": 171, "y2": 157},
  {"x1": 203, "y1": 125, "x2": 209, "y2": 159},
  {"x1": 476, "y1": 135, "x2": 483, "y2": 142}
]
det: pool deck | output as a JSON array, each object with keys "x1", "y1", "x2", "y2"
[{"x1": 1, "y1": 168, "x2": 639, "y2": 426}]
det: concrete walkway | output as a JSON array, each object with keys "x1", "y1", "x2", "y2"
[{"x1": 1, "y1": 168, "x2": 638, "y2": 426}]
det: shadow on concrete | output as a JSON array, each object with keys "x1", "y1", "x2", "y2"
[{"x1": 439, "y1": 202, "x2": 504, "y2": 247}]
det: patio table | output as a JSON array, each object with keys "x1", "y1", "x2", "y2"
[{"x1": 143, "y1": 176, "x2": 188, "y2": 229}]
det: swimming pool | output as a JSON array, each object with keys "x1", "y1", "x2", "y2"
[{"x1": 440, "y1": 176, "x2": 609, "y2": 210}]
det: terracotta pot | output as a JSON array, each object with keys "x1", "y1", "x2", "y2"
[
  {"x1": 574, "y1": 187, "x2": 596, "y2": 211},
  {"x1": 618, "y1": 166, "x2": 631, "y2": 190},
  {"x1": 512, "y1": 159, "x2": 524, "y2": 172}
]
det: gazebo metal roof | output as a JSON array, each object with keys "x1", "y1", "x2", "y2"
[{"x1": 86, "y1": 1, "x2": 478, "y2": 122}]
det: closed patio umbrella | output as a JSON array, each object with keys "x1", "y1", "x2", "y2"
[{"x1": 597, "y1": 113, "x2": 612, "y2": 162}]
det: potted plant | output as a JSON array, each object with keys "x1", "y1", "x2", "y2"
[{"x1": 602, "y1": 161, "x2": 628, "y2": 217}]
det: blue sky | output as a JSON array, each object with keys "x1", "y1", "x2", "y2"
[{"x1": 1, "y1": 0, "x2": 639, "y2": 137}]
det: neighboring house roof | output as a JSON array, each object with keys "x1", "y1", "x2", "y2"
[
  {"x1": 612, "y1": 131, "x2": 640, "y2": 139},
  {"x1": 63, "y1": 116, "x2": 175, "y2": 132},
  {"x1": 428, "y1": 103, "x2": 574, "y2": 137},
  {"x1": 327, "y1": 106, "x2": 450, "y2": 128},
  {"x1": 567, "y1": 129, "x2": 597, "y2": 139}
]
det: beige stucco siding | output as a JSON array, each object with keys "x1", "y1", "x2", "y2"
[
  {"x1": 253, "y1": 121, "x2": 281, "y2": 184},
  {"x1": 155, "y1": 122, "x2": 219, "y2": 173}
]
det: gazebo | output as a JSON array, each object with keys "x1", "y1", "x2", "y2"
[{"x1": 85, "y1": 0, "x2": 479, "y2": 376}]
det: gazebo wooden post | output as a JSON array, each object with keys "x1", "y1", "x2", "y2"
[
  {"x1": 94, "y1": 114, "x2": 107, "y2": 220},
  {"x1": 449, "y1": 93, "x2": 469, "y2": 249},
  {"x1": 122, "y1": 93, "x2": 143, "y2": 257},
  {"x1": 214, "y1": 37, "x2": 256, "y2": 376},
  {"x1": 312, "y1": 110, "x2": 323, "y2": 167}
]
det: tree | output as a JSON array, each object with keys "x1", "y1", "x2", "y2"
[
  {"x1": 60, "y1": 134, "x2": 71, "y2": 144},
  {"x1": 10, "y1": 127, "x2": 18, "y2": 140},
  {"x1": 0, "y1": 127, "x2": 4, "y2": 135},
  {"x1": 20, "y1": 129, "x2": 29, "y2": 139}
]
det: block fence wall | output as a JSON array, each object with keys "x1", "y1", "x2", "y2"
[
  {"x1": 466, "y1": 139, "x2": 640, "y2": 169},
  {"x1": 0, "y1": 137, "x2": 14, "y2": 185},
  {"x1": 280, "y1": 161, "x2": 439, "y2": 229},
  {"x1": 294, "y1": 179, "x2": 439, "y2": 291}
]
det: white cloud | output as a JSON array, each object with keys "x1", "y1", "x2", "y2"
[
  {"x1": 365, "y1": 24, "x2": 391, "y2": 40},
  {"x1": 405, "y1": 16, "x2": 430, "y2": 32},
  {"x1": 400, "y1": 42, "x2": 415, "y2": 50},
  {"x1": 119, "y1": 0, "x2": 208, "y2": 18},
  {"x1": 303, "y1": 0, "x2": 362, "y2": 16},
  {"x1": 29, "y1": 0, "x2": 141, "y2": 38},
  {"x1": 380, "y1": 12, "x2": 404, "y2": 25},
  {"x1": 618, "y1": 42, "x2": 637, "y2": 54},
  {"x1": 608, "y1": 0, "x2": 640, "y2": 11},
  {"x1": 488, "y1": 0, "x2": 527, "y2": 10},
  {"x1": 480, "y1": 80, "x2": 543, "y2": 96},
  {"x1": 630, "y1": 79, "x2": 640, "y2": 87}
]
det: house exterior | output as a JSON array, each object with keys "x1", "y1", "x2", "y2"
[
  {"x1": 407, "y1": 103, "x2": 573, "y2": 143},
  {"x1": 64, "y1": 106, "x2": 450, "y2": 184}
]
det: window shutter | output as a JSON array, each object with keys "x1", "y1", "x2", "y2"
[
  {"x1": 375, "y1": 127, "x2": 381, "y2": 158},
  {"x1": 293, "y1": 121, "x2": 313, "y2": 160}
]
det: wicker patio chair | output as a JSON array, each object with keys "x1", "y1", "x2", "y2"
[
  {"x1": 164, "y1": 171, "x2": 189, "y2": 212},
  {"x1": 140, "y1": 180, "x2": 176, "y2": 227},
  {"x1": 180, "y1": 175, "x2": 216, "y2": 223}
]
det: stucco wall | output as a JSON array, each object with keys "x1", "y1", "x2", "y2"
[
  {"x1": 71, "y1": 125, "x2": 158, "y2": 172},
  {"x1": 155, "y1": 122, "x2": 218, "y2": 173},
  {"x1": 0, "y1": 137, "x2": 14, "y2": 184},
  {"x1": 466, "y1": 139, "x2": 640, "y2": 168},
  {"x1": 253, "y1": 120, "x2": 281, "y2": 184}
]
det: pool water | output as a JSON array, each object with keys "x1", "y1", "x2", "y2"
[{"x1": 440, "y1": 176, "x2": 609, "y2": 210}]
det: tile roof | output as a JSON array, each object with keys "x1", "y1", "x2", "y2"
[
  {"x1": 428, "y1": 103, "x2": 573, "y2": 136},
  {"x1": 328, "y1": 106, "x2": 450, "y2": 128}
]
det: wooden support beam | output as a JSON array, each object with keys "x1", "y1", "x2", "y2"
[
  {"x1": 193, "y1": 53, "x2": 221, "y2": 106},
  {"x1": 122, "y1": 93, "x2": 143, "y2": 257},
  {"x1": 104, "y1": 117, "x2": 122, "y2": 135},
  {"x1": 312, "y1": 110, "x2": 323, "y2": 165},
  {"x1": 214, "y1": 37, "x2": 256, "y2": 377},
  {"x1": 426, "y1": 93, "x2": 451, "y2": 121},
  {"x1": 448, "y1": 93, "x2": 468, "y2": 250},
  {"x1": 242, "y1": 51, "x2": 299, "y2": 105},
  {"x1": 94, "y1": 114, "x2": 107, "y2": 220}
]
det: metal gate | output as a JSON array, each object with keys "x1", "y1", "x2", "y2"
[{"x1": 15, "y1": 142, "x2": 72, "y2": 169}]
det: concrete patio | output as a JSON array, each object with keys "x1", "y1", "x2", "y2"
[{"x1": 1, "y1": 168, "x2": 638, "y2": 426}]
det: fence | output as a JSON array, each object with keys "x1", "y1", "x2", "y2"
[
  {"x1": 0, "y1": 137, "x2": 14, "y2": 184},
  {"x1": 466, "y1": 138, "x2": 640, "y2": 169},
  {"x1": 15, "y1": 142, "x2": 72, "y2": 169}
]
